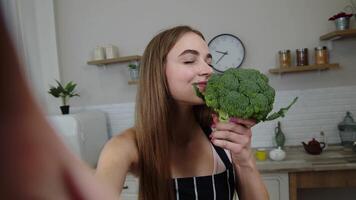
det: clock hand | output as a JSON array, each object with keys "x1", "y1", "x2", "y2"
[
  {"x1": 216, "y1": 50, "x2": 228, "y2": 55},
  {"x1": 216, "y1": 53, "x2": 226, "y2": 64}
]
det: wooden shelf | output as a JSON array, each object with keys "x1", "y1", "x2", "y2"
[
  {"x1": 128, "y1": 80, "x2": 138, "y2": 85},
  {"x1": 269, "y1": 63, "x2": 340, "y2": 74},
  {"x1": 320, "y1": 29, "x2": 356, "y2": 41},
  {"x1": 87, "y1": 55, "x2": 141, "y2": 66}
]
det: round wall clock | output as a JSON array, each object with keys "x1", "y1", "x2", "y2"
[{"x1": 208, "y1": 33, "x2": 245, "y2": 73}]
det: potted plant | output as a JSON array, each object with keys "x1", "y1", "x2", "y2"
[
  {"x1": 328, "y1": 12, "x2": 353, "y2": 30},
  {"x1": 128, "y1": 63, "x2": 139, "y2": 81},
  {"x1": 48, "y1": 80, "x2": 80, "y2": 115}
]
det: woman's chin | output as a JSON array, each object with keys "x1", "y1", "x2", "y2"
[{"x1": 192, "y1": 97, "x2": 206, "y2": 105}]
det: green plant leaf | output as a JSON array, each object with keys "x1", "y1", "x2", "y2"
[
  {"x1": 48, "y1": 80, "x2": 80, "y2": 105},
  {"x1": 66, "y1": 82, "x2": 77, "y2": 93},
  {"x1": 55, "y1": 80, "x2": 65, "y2": 92},
  {"x1": 48, "y1": 86, "x2": 61, "y2": 97}
]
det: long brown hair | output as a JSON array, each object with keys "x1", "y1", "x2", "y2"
[{"x1": 135, "y1": 26, "x2": 211, "y2": 200}]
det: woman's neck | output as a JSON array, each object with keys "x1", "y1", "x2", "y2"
[{"x1": 170, "y1": 103, "x2": 201, "y2": 147}]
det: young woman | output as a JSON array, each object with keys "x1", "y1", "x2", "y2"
[{"x1": 95, "y1": 26, "x2": 269, "y2": 200}]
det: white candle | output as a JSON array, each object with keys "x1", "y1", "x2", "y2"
[
  {"x1": 93, "y1": 46, "x2": 105, "y2": 60},
  {"x1": 105, "y1": 45, "x2": 118, "y2": 59}
]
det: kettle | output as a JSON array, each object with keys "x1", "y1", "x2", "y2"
[{"x1": 302, "y1": 138, "x2": 325, "y2": 155}]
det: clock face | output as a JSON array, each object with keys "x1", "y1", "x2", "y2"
[{"x1": 208, "y1": 34, "x2": 245, "y2": 73}]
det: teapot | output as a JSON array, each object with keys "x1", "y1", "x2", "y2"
[{"x1": 302, "y1": 138, "x2": 325, "y2": 155}]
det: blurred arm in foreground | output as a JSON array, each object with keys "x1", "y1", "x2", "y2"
[{"x1": 0, "y1": 11, "x2": 117, "y2": 200}]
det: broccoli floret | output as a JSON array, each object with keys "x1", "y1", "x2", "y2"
[{"x1": 194, "y1": 68, "x2": 297, "y2": 123}]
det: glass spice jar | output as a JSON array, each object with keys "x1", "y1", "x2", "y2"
[
  {"x1": 315, "y1": 46, "x2": 329, "y2": 65},
  {"x1": 296, "y1": 48, "x2": 309, "y2": 66},
  {"x1": 278, "y1": 50, "x2": 291, "y2": 68}
]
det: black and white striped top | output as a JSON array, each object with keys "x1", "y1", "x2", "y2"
[{"x1": 172, "y1": 126, "x2": 237, "y2": 200}]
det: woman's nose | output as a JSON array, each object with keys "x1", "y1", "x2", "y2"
[{"x1": 199, "y1": 62, "x2": 213, "y2": 76}]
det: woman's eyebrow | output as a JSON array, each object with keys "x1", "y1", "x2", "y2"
[
  {"x1": 179, "y1": 49, "x2": 212, "y2": 60},
  {"x1": 179, "y1": 49, "x2": 199, "y2": 57}
]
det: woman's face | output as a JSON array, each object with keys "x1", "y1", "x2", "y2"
[{"x1": 165, "y1": 32, "x2": 213, "y2": 105}]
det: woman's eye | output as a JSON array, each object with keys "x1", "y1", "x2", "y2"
[{"x1": 184, "y1": 60, "x2": 195, "y2": 64}]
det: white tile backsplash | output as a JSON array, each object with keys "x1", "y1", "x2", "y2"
[
  {"x1": 253, "y1": 85, "x2": 356, "y2": 147},
  {"x1": 73, "y1": 102, "x2": 135, "y2": 138},
  {"x1": 74, "y1": 85, "x2": 356, "y2": 148}
]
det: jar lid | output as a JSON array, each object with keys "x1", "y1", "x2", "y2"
[
  {"x1": 338, "y1": 111, "x2": 356, "y2": 131},
  {"x1": 279, "y1": 50, "x2": 290, "y2": 54},
  {"x1": 297, "y1": 48, "x2": 308, "y2": 51},
  {"x1": 315, "y1": 46, "x2": 327, "y2": 50}
]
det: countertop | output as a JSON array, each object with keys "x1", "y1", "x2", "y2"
[{"x1": 256, "y1": 145, "x2": 356, "y2": 173}]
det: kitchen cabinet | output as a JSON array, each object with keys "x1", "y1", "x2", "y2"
[
  {"x1": 256, "y1": 146, "x2": 356, "y2": 199},
  {"x1": 262, "y1": 173, "x2": 289, "y2": 200},
  {"x1": 289, "y1": 169, "x2": 356, "y2": 200}
]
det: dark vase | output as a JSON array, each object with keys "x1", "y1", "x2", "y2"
[
  {"x1": 60, "y1": 105, "x2": 70, "y2": 115},
  {"x1": 275, "y1": 121, "x2": 286, "y2": 148}
]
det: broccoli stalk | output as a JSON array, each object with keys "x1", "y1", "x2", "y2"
[
  {"x1": 193, "y1": 68, "x2": 298, "y2": 123},
  {"x1": 264, "y1": 97, "x2": 298, "y2": 121}
]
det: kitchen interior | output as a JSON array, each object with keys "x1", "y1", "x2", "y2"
[{"x1": 3, "y1": 0, "x2": 356, "y2": 199}]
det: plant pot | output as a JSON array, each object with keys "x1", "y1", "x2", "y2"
[
  {"x1": 129, "y1": 68, "x2": 139, "y2": 81},
  {"x1": 60, "y1": 105, "x2": 70, "y2": 115},
  {"x1": 335, "y1": 17, "x2": 350, "y2": 30}
]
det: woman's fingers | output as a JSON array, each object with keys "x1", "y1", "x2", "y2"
[
  {"x1": 229, "y1": 117, "x2": 256, "y2": 128},
  {"x1": 211, "y1": 138, "x2": 244, "y2": 154},
  {"x1": 210, "y1": 130, "x2": 250, "y2": 146},
  {"x1": 214, "y1": 122, "x2": 251, "y2": 137}
]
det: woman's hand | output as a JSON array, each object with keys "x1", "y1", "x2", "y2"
[{"x1": 210, "y1": 114, "x2": 256, "y2": 166}]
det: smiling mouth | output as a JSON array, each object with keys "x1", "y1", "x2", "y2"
[{"x1": 194, "y1": 82, "x2": 207, "y2": 92}]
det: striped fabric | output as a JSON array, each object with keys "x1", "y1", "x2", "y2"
[{"x1": 172, "y1": 126, "x2": 237, "y2": 200}]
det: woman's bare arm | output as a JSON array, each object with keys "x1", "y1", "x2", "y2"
[
  {"x1": 95, "y1": 130, "x2": 139, "y2": 196},
  {"x1": 0, "y1": 12, "x2": 117, "y2": 199}
]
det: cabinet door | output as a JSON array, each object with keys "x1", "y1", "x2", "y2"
[{"x1": 262, "y1": 173, "x2": 289, "y2": 200}]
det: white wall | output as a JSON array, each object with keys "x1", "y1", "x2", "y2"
[
  {"x1": 53, "y1": 0, "x2": 356, "y2": 107},
  {"x1": 2, "y1": 0, "x2": 60, "y2": 114}
]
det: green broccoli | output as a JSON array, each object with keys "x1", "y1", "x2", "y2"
[{"x1": 194, "y1": 68, "x2": 298, "y2": 123}]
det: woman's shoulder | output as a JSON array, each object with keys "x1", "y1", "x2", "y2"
[
  {"x1": 109, "y1": 128, "x2": 137, "y2": 147},
  {"x1": 100, "y1": 128, "x2": 139, "y2": 174}
]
